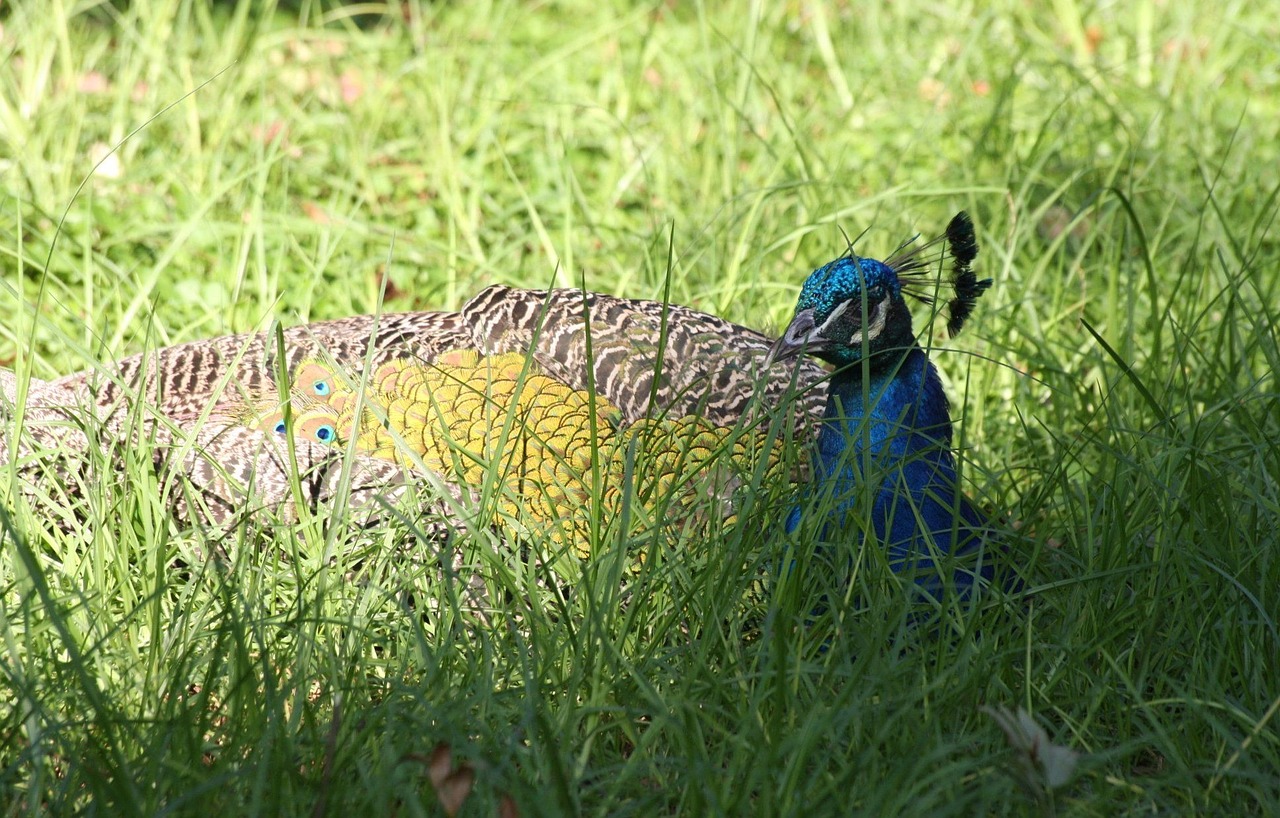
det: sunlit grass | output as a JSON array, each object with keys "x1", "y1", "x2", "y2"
[{"x1": 2, "y1": 0, "x2": 1279, "y2": 814}]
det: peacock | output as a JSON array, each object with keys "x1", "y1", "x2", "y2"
[
  {"x1": 5, "y1": 287, "x2": 831, "y2": 545},
  {"x1": 5, "y1": 217, "x2": 998, "y2": 588},
  {"x1": 766, "y1": 212, "x2": 1003, "y2": 598}
]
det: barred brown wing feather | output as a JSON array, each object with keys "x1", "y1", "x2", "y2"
[
  {"x1": 461, "y1": 285, "x2": 828, "y2": 428},
  {"x1": 50, "y1": 310, "x2": 471, "y2": 422}
]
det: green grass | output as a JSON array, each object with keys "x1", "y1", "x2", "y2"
[{"x1": 2, "y1": 0, "x2": 1279, "y2": 814}]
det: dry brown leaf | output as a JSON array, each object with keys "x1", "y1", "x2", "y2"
[
  {"x1": 437, "y1": 766, "x2": 476, "y2": 817},
  {"x1": 499, "y1": 794, "x2": 521, "y2": 818},
  {"x1": 301, "y1": 201, "x2": 330, "y2": 225},
  {"x1": 251, "y1": 120, "x2": 288, "y2": 145},
  {"x1": 426, "y1": 743, "x2": 453, "y2": 790},
  {"x1": 339, "y1": 70, "x2": 364, "y2": 105},
  {"x1": 78, "y1": 71, "x2": 110, "y2": 94}
]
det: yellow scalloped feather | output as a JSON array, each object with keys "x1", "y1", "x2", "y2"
[{"x1": 252, "y1": 352, "x2": 784, "y2": 556}]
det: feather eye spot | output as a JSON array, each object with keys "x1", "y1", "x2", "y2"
[
  {"x1": 294, "y1": 362, "x2": 337, "y2": 399},
  {"x1": 314, "y1": 424, "x2": 336, "y2": 443}
]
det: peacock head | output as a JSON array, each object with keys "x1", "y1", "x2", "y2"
[
  {"x1": 768, "y1": 255, "x2": 915, "y2": 370},
  {"x1": 766, "y1": 212, "x2": 986, "y2": 370}
]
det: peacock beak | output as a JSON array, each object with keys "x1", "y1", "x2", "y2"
[{"x1": 765, "y1": 308, "x2": 824, "y2": 366}]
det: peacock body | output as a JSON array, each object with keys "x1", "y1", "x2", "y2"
[
  {"x1": 9, "y1": 286, "x2": 828, "y2": 544},
  {"x1": 768, "y1": 212, "x2": 1002, "y2": 596}
]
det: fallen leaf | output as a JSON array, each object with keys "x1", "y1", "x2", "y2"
[
  {"x1": 78, "y1": 71, "x2": 110, "y2": 94},
  {"x1": 1085, "y1": 25, "x2": 1104, "y2": 54},
  {"x1": 426, "y1": 743, "x2": 453, "y2": 790},
  {"x1": 339, "y1": 70, "x2": 364, "y2": 105},
  {"x1": 917, "y1": 77, "x2": 949, "y2": 106},
  {"x1": 373, "y1": 265, "x2": 405, "y2": 302},
  {"x1": 251, "y1": 120, "x2": 288, "y2": 145},
  {"x1": 437, "y1": 765, "x2": 476, "y2": 817},
  {"x1": 983, "y1": 705, "x2": 1081, "y2": 794},
  {"x1": 301, "y1": 201, "x2": 330, "y2": 225}
]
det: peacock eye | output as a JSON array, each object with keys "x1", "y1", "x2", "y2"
[
  {"x1": 866, "y1": 285, "x2": 885, "y2": 303},
  {"x1": 313, "y1": 380, "x2": 331, "y2": 397},
  {"x1": 315, "y1": 424, "x2": 335, "y2": 443},
  {"x1": 274, "y1": 420, "x2": 287, "y2": 434}
]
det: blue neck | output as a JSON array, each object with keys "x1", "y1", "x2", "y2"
[
  {"x1": 789, "y1": 345, "x2": 994, "y2": 592},
  {"x1": 816, "y1": 347, "x2": 954, "y2": 475}
]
